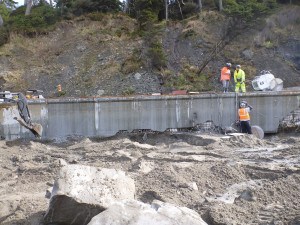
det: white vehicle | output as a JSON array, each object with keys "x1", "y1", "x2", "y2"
[
  {"x1": 25, "y1": 89, "x2": 44, "y2": 99},
  {"x1": 0, "y1": 91, "x2": 18, "y2": 102},
  {"x1": 252, "y1": 70, "x2": 283, "y2": 91}
]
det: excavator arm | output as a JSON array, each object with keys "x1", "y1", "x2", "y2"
[{"x1": 1, "y1": 92, "x2": 43, "y2": 138}]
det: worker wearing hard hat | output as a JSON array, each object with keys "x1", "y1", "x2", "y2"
[
  {"x1": 234, "y1": 65, "x2": 246, "y2": 93},
  {"x1": 220, "y1": 63, "x2": 231, "y2": 93},
  {"x1": 238, "y1": 100, "x2": 252, "y2": 134}
]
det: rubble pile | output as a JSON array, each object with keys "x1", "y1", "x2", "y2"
[{"x1": 0, "y1": 133, "x2": 299, "y2": 225}]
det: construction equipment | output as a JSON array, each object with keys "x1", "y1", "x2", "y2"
[
  {"x1": 252, "y1": 70, "x2": 283, "y2": 91},
  {"x1": 0, "y1": 91, "x2": 43, "y2": 138},
  {"x1": 25, "y1": 89, "x2": 44, "y2": 99},
  {"x1": 224, "y1": 121, "x2": 264, "y2": 139},
  {"x1": 251, "y1": 125, "x2": 264, "y2": 139}
]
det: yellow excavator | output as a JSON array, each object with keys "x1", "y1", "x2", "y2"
[{"x1": 0, "y1": 91, "x2": 43, "y2": 138}]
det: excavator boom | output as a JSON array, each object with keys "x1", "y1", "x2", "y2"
[{"x1": 0, "y1": 91, "x2": 43, "y2": 138}]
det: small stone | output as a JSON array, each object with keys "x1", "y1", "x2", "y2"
[
  {"x1": 58, "y1": 158, "x2": 68, "y2": 166},
  {"x1": 188, "y1": 182, "x2": 198, "y2": 191},
  {"x1": 76, "y1": 45, "x2": 86, "y2": 52},
  {"x1": 134, "y1": 73, "x2": 141, "y2": 80},
  {"x1": 97, "y1": 90, "x2": 105, "y2": 96},
  {"x1": 45, "y1": 187, "x2": 52, "y2": 199}
]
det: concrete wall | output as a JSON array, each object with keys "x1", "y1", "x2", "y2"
[{"x1": 1, "y1": 91, "x2": 300, "y2": 140}]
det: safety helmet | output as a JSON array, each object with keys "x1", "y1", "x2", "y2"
[
  {"x1": 240, "y1": 100, "x2": 247, "y2": 108},
  {"x1": 236, "y1": 65, "x2": 241, "y2": 69},
  {"x1": 226, "y1": 63, "x2": 231, "y2": 68}
]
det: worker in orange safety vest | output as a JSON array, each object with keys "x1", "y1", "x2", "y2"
[
  {"x1": 220, "y1": 63, "x2": 231, "y2": 93},
  {"x1": 238, "y1": 100, "x2": 252, "y2": 134}
]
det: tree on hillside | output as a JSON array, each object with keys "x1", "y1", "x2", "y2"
[
  {"x1": 218, "y1": 0, "x2": 223, "y2": 11},
  {"x1": 0, "y1": 0, "x2": 16, "y2": 8},
  {"x1": 127, "y1": 0, "x2": 163, "y2": 29},
  {"x1": 25, "y1": 0, "x2": 52, "y2": 16},
  {"x1": 196, "y1": 0, "x2": 202, "y2": 11},
  {"x1": 25, "y1": 0, "x2": 33, "y2": 15},
  {"x1": 223, "y1": 0, "x2": 278, "y2": 21},
  {"x1": 277, "y1": 0, "x2": 300, "y2": 3},
  {"x1": 128, "y1": 0, "x2": 162, "y2": 17},
  {"x1": 8, "y1": 2, "x2": 58, "y2": 35},
  {"x1": 55, "y1": 0, "x2": 122, "y2": 16},
  {"x1": 0, "y1": 0, "x2": 16, "y2": 25}
]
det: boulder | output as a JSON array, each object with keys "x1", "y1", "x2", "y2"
[
  {"x1": 88, "y1": 199, "x2": 208, "y2": 225},
  {"x1": 44, "y1": 165, "x2": 135, "y2": 225},
  {"x1": 242, "y1": 49, "x2": 254, "y2": 60}
]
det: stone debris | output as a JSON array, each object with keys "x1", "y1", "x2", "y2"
[
  {"x1": 0, "y1": 132, "x2": 299, "y2": 225},
  {"x1": 206, "y1": 180, "x2": 262, "y2": 204},
  {"x1": 44, "y1": 165, "x2": 135, "y2": 225},
  {"x1": 130, "y1": 160, "x2": 156, "y2": 174},
  {"x1": 88, "y1": 200, "x2": 208, "y2": 225}
]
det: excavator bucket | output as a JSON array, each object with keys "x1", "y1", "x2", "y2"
[
  {"x1": 31, "y1": 123, "x2": 43, "y2": 138},
  {"x1": 14, "y1": 117, "x2": 43, "y2": 138}
]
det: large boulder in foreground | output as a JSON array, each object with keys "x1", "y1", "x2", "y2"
[
  {"x1": 88, "y1": 199, "x2": 208, "y2": 225},
  {"x1": 44, "y1": 165, "x2": 135, "y2": 225}
]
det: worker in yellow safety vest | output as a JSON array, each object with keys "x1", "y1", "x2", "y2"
[
  {"x1": 220, "y1": 63, "x2": 231, "y2": 93},
  {"x1": 238, "y1": 100, "x2": 252, "y2": 134},
  {"x1": 234, "y1": 65, "x2": 246, "y2": 93}
]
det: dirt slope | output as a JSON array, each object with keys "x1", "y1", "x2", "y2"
[{"x1": 0, "y1": 6, "x2": 299, "y2": 96}]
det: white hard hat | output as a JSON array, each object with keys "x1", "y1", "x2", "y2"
[
  {"x1": 240, "y1": 102, "x2": 246, "y2": 108},
  {"x1": 240, "y1": 100, "x2": 247, "y2": 108},
  {"x1": 226, "y1": 63, "x2": 231, "y2": 67},
  {"x1": 236, "y1": 65, "x2": 241, "y2": 69}
]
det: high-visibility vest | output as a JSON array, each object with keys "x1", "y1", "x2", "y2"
[
  {"x1": 220, "y1": 67, "x2": 231, "y2": 81},
  {"x1": 234, "y1": 69, "x2": 245, "y2": 83},
  {"x1": 239, "y1": 108, "x2": 250, "y2": 121}
]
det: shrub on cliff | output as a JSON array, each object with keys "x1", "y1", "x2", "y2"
[
  {"x1": 8, "y1": 3, "x2": 58, "y2": 35},
  {"x1": 223, "y1": 0, "x2": 277, "y2": 21}
]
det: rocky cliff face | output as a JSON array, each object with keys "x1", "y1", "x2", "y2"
[{"x1": 0, "y1": 5, "x2": 299, "y2": 97}]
